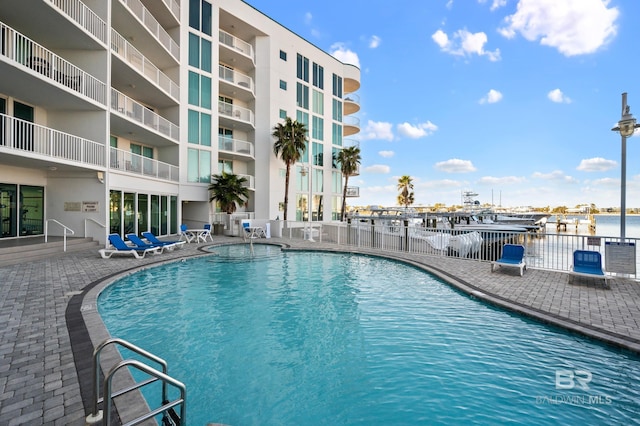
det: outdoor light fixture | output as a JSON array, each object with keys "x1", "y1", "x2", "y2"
[{"x1": 611, "y1": 92, "x2": 640, "y2": 240}]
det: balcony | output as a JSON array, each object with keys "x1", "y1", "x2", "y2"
[
  {"x1": 0, "y1": 114, "x2": 105, "y2": 168},
  {"x1": 111, "y1": 30, "x2": 179, "y2": 103},
  {"x1": 115, "y1": 0, "x2": 180, "y2": 65},
  {"x1": 237, "y1": 173, "x2": 255, "y2": 190},
  {"x1": 343, "y1": 138, "x2": 360, "y2": 149},
  {"x1": 218, "y1": 101, "x2": 255, "y2": 130},
  {"x1": 219, "y1": 30, "x2": 255, "y2": 71},
  {"x1": 110, "y1": 147, "x2": 178, "y2": 181},
  {"x1": 0, "y1": 23, "x2": 106, "y2": 106},
  {"x1": 343, "y1": 63, "x2": 361, "y2": 93},
  {"x1": 343, "y1": 116, "x2": 360, "y2": 136},
  {"x1": 218, "y1": 137, "x2": 255, "y2": 160},
  {"x1": 219, "y1": 65, "x2": 254, "y2": 102},
  {"x1": 49, "y1": 0, "x2": 108, "y2": 44},
  {"x1": 345, "y1": 186, "x2": 360, "y2": 197},
  {"x1": 111, "y1": 89, "x2": 179, "y2": 143},
  {"x1": 343, "y1": 93, "x2": 360, "y2": 115},
  {"x1": 139, "y1": 0, "x2": 180, "y2": 27}
]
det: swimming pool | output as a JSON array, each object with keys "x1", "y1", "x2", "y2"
[{"x1": 98, "y1": 244, "x2": 640, "y2": 425}]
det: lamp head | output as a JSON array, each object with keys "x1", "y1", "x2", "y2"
[{"x1": 612, "y1": 106, "x2": 640, "y2": 137}]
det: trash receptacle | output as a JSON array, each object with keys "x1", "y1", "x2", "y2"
[{"x1": 213, "y1": 223, "x2": 223, "y2": 235}]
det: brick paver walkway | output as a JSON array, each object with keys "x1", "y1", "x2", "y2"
[{"x1": 1, "y1": 237, "x2": 639, "y2": 424}]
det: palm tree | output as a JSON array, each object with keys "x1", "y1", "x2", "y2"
[
  {"x1": 335, "y1": 146, "x2": 361, "y2": 221},
  {"x1": 208, "y1": 172, "x2": 250, "y2": 214},
  {"x1": 272, "y1": 117, "x2": 308, "y2": 220},
  {"x1": 397, "y1": 175, "x2": 415, "y2": 209}
]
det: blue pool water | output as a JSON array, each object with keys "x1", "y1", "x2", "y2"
[{"x1": 98, "y1": 244, "x2": 640, "y2": 425}]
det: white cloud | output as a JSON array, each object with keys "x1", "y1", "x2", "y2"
[
  {"x1": 330, "y1": 43, "x2": 361, "y2": 67},
  {"x1": 478, "y1": 176, "x2": 527, "y2": 185},
  {"x1": 361, "y1": 120, "x2": 394, "y2": 141},
  {"x1": 432, "y1": 29, "x2": 501, "y2": 61},
  {"x1": 397, "y1": 121, "x2": 438, "y2": 139},
  {"x1": 478, "y1": 0, "x2": 507, "y2": 11},
  {"x1": 364, "y1": 164, "x2": 391, "y2": 174},
  {"x1": 304, "y1": 12, "x2": 313, "y2": 25},
  {"x1": 369, "y1": 35, "x2": 381, "y2": 49},
  {"x1": 435, "y1": 159, "x2": 477, "y2": 173},
  {"x1": 479, "y1": 89, "x2": 503, "y2": 104},
  {"x1": 498, "y1": 0, "x2": 619, "y2": 56},
  {"x1": 532, "y1": 170, "x2": 578, "y2": 183},
  {"x1": 379, "y1": 151, "x2": 395, "y2": 158},
  {"x1": 548, "y1": 88, "x2": 572, "y2": 103},
  {"x1": 577, "y1": 157, "x2": 617, "y2": 172}
]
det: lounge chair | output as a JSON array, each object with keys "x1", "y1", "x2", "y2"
[
  {"x1": 491, "y1": 244, "x2": 526, "y2": 276},
  {"x1": 142, "y1": 232, "x2": 186, "y2": 250},
  {"x1": 99, "y1": 233, "x2": 161, "y2": 259},
  {"x1": 126, "y1": 233, "x2": 169, "y2": 253},
  {"x1": 570, "y1": 250, "x2": 608, "y2": 286}
]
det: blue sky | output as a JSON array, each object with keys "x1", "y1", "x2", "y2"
[{"x1": 244, "y1": 0, "x2": 640, "y2": 210}]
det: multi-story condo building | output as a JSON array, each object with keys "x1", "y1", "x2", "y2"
[{"x1": 0, "y1": 0, "x2": 360, "y2": 245}]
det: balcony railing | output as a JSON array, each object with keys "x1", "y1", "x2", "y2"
[
  {"x1": 120, "y1": 0, "x2": 180, "y2": 61},
  {"x1": 343, "y1": 138, "x2": 360, "y2": 148},
  {"x1": 219, "y1": 30, "x2": 254, "y2": 63},
  {"x1": 219, "y1": 65, "x2": 254, "y2": 93},
  {"x1": 218, "y1": 101, "x2": 254, "y2": 126},
  {"x1": 218, "y1": 137, "x2": 254, "y2": 157},
  {"x1": 111, "y1": 89, "x2": 179, "y2": 141},
  {"x1": 111, "y1": 30, "x2": 179, "y2": 100},
  {"x1": 0, "y1": 22, "x2": 106, "y2": 105},
  {"x1": 0, "y1": 114, "x2": 105, "y2": 167},
  {"x1": 159, "y1": 0, "x2": 180, "y2": 22},
  {"x1": 237, "y1": 173, "x2": 255, "y2": 190},
  {"x1": 343, "y1": 93, "x2": 360, "y2": 115},
  {"x1": 109, "y1": 147, "x2": 178, "y2": 181},
  {"x1": 50, "y1": 0, "x2": 108, "y2": 44}
]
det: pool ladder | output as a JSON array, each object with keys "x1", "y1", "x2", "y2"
[{"x1": 85, "y1": 338, "x2": 186, "y2": 426}]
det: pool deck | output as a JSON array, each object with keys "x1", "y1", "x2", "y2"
[{"x1": 1, "y1": 236, "x2": 640, "y2": 424}]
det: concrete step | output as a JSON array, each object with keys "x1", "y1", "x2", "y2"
[{"x1": 0, "y1": 238, "x2": 100, "y2": 267}]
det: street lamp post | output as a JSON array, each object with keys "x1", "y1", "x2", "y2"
[{"x1": 611, "y1": 92, "x2": 640, "y2": 241}]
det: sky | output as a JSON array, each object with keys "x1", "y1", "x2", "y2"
[{"x1": 244, "y1": 0, "x2": 640, "y2": 210}]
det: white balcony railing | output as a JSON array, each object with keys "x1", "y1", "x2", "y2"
[
  {"x1": 111, "y1": 89, "x2": 179, "y2": 141},
  {"x1": 110, "y1": 147, "x2": 178, "y2": 181},
  {"x1": 218, "y1": 101, "x2": 254, "y2": 126},
  {"x1": 218, "y1": 137, "x2": 254, "y2": 157},
  {"x1": 49, "y1": 0, "x2": 108, "y2": 44},
  {"x1": 0, "y1": 22, "x2": 106, "y2": 105},
  {"x1": 237, "y1": 173, "x2": 255, "y2": 190},
  {"x1": 111, "y1": 30, "x2": 179, "y2": 100},
  {"x1": 219, "y1": 30, "x2": 254, "y2": 63},
  {"x1": 158, "y1": 0, "x2": 180, "y2": 22},
  {"x1": 343, "y1": 138, "x2": 360, "y2": 148},
  {"x1": 219, "y1": 65, "x2": 254, "y2": 93},
  {"x1": 0, "y1": 114, "x2": 105, "y2": 167},
  {"x1": 120, "y1": 0, "x2": 180, "y2": 61}
]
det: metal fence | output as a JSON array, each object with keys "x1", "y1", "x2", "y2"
[{"x1": 279, "y1": 221, "x2": 638, "y2": 278}]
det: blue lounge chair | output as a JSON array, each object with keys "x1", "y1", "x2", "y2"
[
  {"x1": 142, "y1": 232, "x2": 186, "y2": 250},
  {"x1": 570, "y1": 250, "x2": 608, "y2": 286},
  {"x1": 99, "y1": 233, "x2": 161, "y2": 259},
  {"x1": 126, "y1": 234, "x2": 169, "y2": 253},
  {"x1": 491, "y1": 244, "x2": 526, "y2": 276}
]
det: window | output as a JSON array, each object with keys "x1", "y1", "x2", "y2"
[
  {"x1": 201, "y1": 39, "x2": 211, "y2": 72},
  {"x1": 189, "y1": 72, "x2": 211, "y2": 108},
  {"x1": 279, "y1": 109, "x2": 287, "y2": 119},
  {"x1": 296, "y1": 54, "x2": 309, "y2": 82},
  {"x1": 296, "y1": 83, "x2": 309, "y2": 109},
  {"x1": 332, "y1": 74, "x2": 343, "y2": 98},
  {"x1": 189, "y1": 0, "x2": 211, "y2": 35},
  {"x1": 312, "y1": 116, "x2": 324, "y2": 141},
  {"x1": 313, "y1": 141, "x2": 323, "y2": 166},
  {"x1": 280, "y1": 50, "x2": 287, "y2": 61},
  {"x1": 332, "y1": 123, "x2": 343, "y2": 146},
  {"x1": 332, "y1": 147, "x2": 340, "y2": 169},
  {"x1": 313, "y1": 63, "x2": 324, "y2": 89},
  {"x1": 312, "y1": 90, "x2": 324, "y2": 114},
  {"x1": 188, "y1": 71, "x2": 200, "y2": 105},
  {"x1": 218, "y1": 159, "x2": 233, "y2": 174},
  {"x1": 332, "y1": 171, "x2": 341, "y2": 192},
  {"x1": 188, "y1": 110, "x2": 212, "y2": 146},
  {"x1": 188, "y1": 148, "x2": 211, "y2": 183},
  {"x1": 218, "y1": 127, "x2": 233, "y2": 151},
  {"x1": 189, "y1": 35, "x2": 212, "y2": 72},
  {"x1": 332, "y1": 99, "x2": 342, "y2": 121},
  {"x1": 279, "y1": 80, "x2": 287, "y2": 90}
]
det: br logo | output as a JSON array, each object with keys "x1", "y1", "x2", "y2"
[{"x1": 555, "y1": 370, "x2": 592, "y2": 390}]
